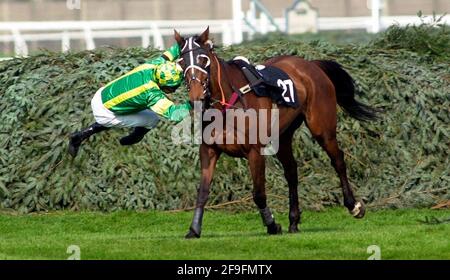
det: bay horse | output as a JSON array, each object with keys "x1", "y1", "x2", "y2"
[{"x1": 175, "y1": 27, "x2": 378, "y2": 238}]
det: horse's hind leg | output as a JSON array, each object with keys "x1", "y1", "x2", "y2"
[
  {"x1": 276, "y1": 121, "x2": 303, "y2": 233},
  {"x1": 306, "y1": 117, "x2": 365, "y2": 218},
  {"x1": 248, "y1": 148, "x2": 282, "y2": 235}
]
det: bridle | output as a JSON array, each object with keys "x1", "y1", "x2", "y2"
[
  {"x1": 179, "y1": 36, "x2": 211, "y2": 101},
  {"x1": 179, "y1": 36, "x2": 242, "y2": 110}
]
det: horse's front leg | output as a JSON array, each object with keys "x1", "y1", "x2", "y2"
[
  {"x1": 185, "y1": 144, "x2": 221, "y2": 239},
  {"x1": 248, "y1": 148, "x2": 282, "y2": 235}
]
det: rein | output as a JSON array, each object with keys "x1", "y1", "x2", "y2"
[
  {"x1": 210, "y1": 53, "x2": 243, "y2": 112},
  {"x1": 211, "y1": 53, "x2": 242, "y2": 111}
]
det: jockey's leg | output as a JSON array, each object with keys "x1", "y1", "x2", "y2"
[
  {"x1": 69, "y1": 87, "x2": 161, "y2": 156},
  {"x1": 68, "y1": 87, "x2": 111, "y2": 157},
  {"x1": 119, "y1": 127, "x2": 150, "y2": 146},
  {"x1": 68, "y1": 122, "x2": 109, "y2": 157},
  {"x1": 116, "y1": 109, "x2": 160, "y2": 146}
]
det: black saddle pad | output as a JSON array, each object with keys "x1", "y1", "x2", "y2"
[
  {"x1": 230, "y1": 59, "x2": 299, "y2": 108},
  {"x1": 256, "y1": 65, "x2": 299, "y2": 108}
]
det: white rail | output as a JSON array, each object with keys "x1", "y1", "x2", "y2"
[
  {"x1": 317, "y1": 15, "x2": 449, "y2": 30},
  {"x1": 0, "y1": 15, "x2": 447, "y2": 56},
  {"x1": 0, "y1": 20, "x2": 241, "y2": 56}
]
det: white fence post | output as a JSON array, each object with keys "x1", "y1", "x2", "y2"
[
  {"x1": 61, "y1": 31, "x2": 71, "y2": 52},
  {"x1": 232, "y1": 0, "x2": 243, "y2": 44},
  {"x1": 370, "y1": 0, "x2": 381, "y2": 33},
  {"x1": 151, "y1": 23, "x2": 164, "y2": 49},
  {"x1": 142, "y1": 30, "x2": 151, "y2": 48},
  {"x1": 246, "y1": 1, "x2": 257, "y2": 40},
  {"x1": 221, "y1": 23, "x2": 233, "y2": 46},
  {"x1": 12, "y1": 28, "x2": 28, "y2": 56},
  {"x1": 83, "y1": 26, "x2": 95, "y2": 50},
  {"x1": 259, "y1": 13, "x2": 269, "y2": 35}
]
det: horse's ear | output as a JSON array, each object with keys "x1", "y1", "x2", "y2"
[
  {"x1": 174, "y1": 29, "x2": 184, "y2": 46},
  {"x1": 198, "y1": 26, "x2": 209, "y2": 44}
]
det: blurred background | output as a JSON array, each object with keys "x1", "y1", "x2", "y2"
[{"x1": 0, "y1": 0, "x2": 449, "y2": 56}]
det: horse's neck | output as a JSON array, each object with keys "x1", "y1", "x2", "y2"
[{"x1": 210, "y1": 55, "x2": 244, "y2": 106}]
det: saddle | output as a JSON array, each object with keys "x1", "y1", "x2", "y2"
[{"x1": 229, "y1": 57, "x2": 299, "y2": 108}]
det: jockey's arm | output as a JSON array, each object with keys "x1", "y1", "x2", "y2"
[
  {"x1": 146, "y1": 43, "x2": 181, "y2": 65},
  {"x1": 162, "y1": 43, "x2": 181, "y2": 62},
  {"x1": 146, "y1": 89, "x2": 191, "y2": 122},
  {"x1": 145, "y1": 43, "x2": 186, "y2": 121}
]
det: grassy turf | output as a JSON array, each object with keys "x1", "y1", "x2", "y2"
[{"x1": 0, "y1": 208, "x2": 449, "y2": 260}]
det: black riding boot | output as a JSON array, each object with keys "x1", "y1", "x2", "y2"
[
  {"x1": 119, "y1": 127, "x2": 150, "y2": 146},
  {"x1": 68, "y1": 122, "x2": 109, "y2": 158}
]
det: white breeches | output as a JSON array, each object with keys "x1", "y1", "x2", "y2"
[{"x1": 90, "y1": 87, "x2": 160, "y2": 129}]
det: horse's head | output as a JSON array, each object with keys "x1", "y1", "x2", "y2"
[{"x1": 174, "y1": 27, "x2": 214, "y2": 107}]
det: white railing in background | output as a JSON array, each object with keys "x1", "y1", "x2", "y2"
[
  {"x1": 317, "y1": 15, "x2": 448, "y2": 30},
  {"x1": 240, "y1": 0, "x2": 281, "y2": 40},
  {"x1": 0, "y1": 20, "x2": 237, "y2": 56},
  {"x1": 0, "y1": 15, "x2": 448, "y2": 57}
]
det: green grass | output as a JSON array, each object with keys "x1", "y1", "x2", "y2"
[{"x1": 0, "y1": 208, "x2": 449, "y2": 260}]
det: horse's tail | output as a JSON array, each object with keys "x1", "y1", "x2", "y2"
[{"x1": 313, "y1": 60, "x2": 379, "y2": 122}]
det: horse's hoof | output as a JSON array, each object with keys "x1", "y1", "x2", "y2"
[
  {"x1": 267, "y1": 222, "x2": 282, "y2": 235},
  {"x1": 350, "y1": 201, "x2": 366, "y2": 219},
  {"x1": 185, "y1": 228, "x2": 201, "y2": 239},
  {"x1": 288, "y1": 225, "x2": 300, "y2": 233}
]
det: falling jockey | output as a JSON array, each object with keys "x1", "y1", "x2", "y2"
[{"x1": 68, "y1": 43, "x2": 190, "y2": 158}]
